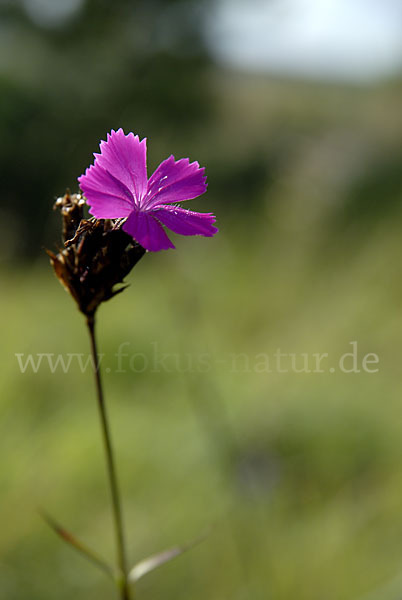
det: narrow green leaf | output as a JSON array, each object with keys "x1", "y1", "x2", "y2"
[
  {"x1": 129, "y1": 530, "x2": 209, "y2": 583},
  {"x1": 39, "y1": 509, "x2": 115, "y2": 580}
]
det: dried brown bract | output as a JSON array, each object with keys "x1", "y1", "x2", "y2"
[{"x1": 47, "y1": 191, "x2": 145, "y2": 317}]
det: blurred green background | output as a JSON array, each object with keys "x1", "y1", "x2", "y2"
[{"x1": 2, "y1": 1, "x2": 402, "y2": 599}]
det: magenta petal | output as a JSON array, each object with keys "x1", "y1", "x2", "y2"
[
  {"x1": 123, "y1": 210, "x2": 175, "y2": 252},
  {"x1": 143, "y1": 155, "x2": 207, "y2": 208},
  {"x1": 153, "y1": 206, "x2": 218, "y2": 237},
  {"x1": 78, "y1": 163, "x2": 134, "y2": 218},
  {"x1": 94, "y1": 129, "x2": 148, "y2": 202}
]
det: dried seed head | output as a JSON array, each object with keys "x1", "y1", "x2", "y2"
[{"x1": 48, "y1": 191, "x2": 145, "y2": 317}]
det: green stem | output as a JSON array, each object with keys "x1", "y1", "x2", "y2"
[{"x1": 87, "y1": 315, "x2": 131, "y2": 600}]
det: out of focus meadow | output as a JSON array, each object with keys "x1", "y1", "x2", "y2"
[{"x1": 2, "y1": 2, "x2": 402, "y2": 599}]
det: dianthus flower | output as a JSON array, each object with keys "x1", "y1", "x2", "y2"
[{"x1": 78, "y1": 129, "x2": 218, "y2": 252}]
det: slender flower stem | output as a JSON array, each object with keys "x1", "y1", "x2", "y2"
[{"x1": 86, "y1": 315, "x2": 131, "y2": 600}]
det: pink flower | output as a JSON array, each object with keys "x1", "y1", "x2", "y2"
[{"x1": 78, "y1": 129, "x2": 218, "y2": 252}]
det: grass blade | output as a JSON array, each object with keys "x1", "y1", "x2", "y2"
[{"x1": 39, "y1": 509, "x2": 115, "y2": 580}]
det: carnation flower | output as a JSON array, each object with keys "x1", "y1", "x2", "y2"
[{"x1": 78, "y1": 129, "x2": 218, "y2": 252}]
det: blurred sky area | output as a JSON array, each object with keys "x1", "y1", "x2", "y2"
[
  {"x1": 207, "y1": 0, "x2": 402, "y2": 81},
  {"x1": 17, "y1": 0, "x2": 402, "y2": 82}
]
